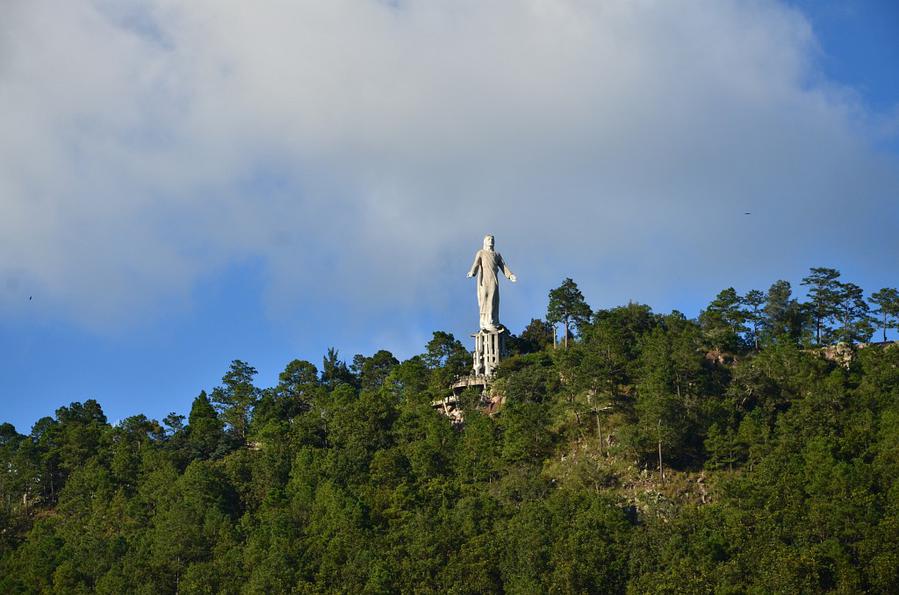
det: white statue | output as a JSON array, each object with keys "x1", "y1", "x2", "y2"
[{"x1": 467, "y1": 234, "x2": 516, "y2": 331}]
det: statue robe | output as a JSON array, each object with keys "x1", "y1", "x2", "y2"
[{"x1": 468, "y1": 249, "x2": 514, "y2": 331}]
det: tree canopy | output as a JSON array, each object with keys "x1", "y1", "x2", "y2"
[
  {"x1": 1, "y1": 266, "x2": 897, "y2": 593},
  {"x1": 547, "y1": 277, "x2": 592, "y2": 348}
]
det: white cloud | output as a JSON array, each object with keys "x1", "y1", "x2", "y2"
[{"x1": 1, "y1": 0, "x2": 897, "y2": 334}]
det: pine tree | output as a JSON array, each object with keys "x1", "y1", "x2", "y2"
[
  {"x1": 210, "y1": 360, "x2": 260, "y2": 442},
  {"x1": 322, "y1": 347, "x2": 355, "y2": 388},
  {"x1": 831, "y1": 282, "x2": 873, "y2": 344},
  {"x1": 547, "y1": 278, "x2": 592, "y2": 348},
  {"x1": 869, "y1": 288, "x2": 899, "y2": 342},
  {"x1": 187, "y1": 391, "x2": 226, "y2": 459},
  {"x1": 801, "y1": 267, "x2": 842, "y2": 344},
  {"x1": 763, "y1": 280, "x2": 805, "y2": 344},
  {"x1": 743, "y1": 289, "x2": 765, "y2": 350},
  {"x1": 518, "y1": 319, "x2": 555, "y2": 353},
  {"x1": 699, "y1": 287, "x2": 747, "y2": 352}
]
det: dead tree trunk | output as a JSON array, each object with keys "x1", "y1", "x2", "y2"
[
  {"x1": 657, "y1": 418, "x2": 664, "y2": 481},
  {"x1": 596, "y1": 412, "x2": 603, "y2": 456}
]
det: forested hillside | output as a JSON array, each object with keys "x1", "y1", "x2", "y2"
[{"x1": 2, "y1": 268, "x2": 899, "y2": 593}]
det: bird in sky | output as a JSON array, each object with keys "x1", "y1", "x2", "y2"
[{"x1": 744, "y1": 212, "x2": 751, "y2": 215}]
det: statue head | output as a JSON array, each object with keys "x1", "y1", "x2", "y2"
[{"x1": 483, "y1": 234, "x2": 494, "y2": 250}]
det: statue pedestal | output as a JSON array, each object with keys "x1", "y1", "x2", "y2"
[
  {"x1": 472, "y1": 327, "x2": 506, "y2": 378},
  {"x1": 435, "y1": 328, "x2": 507, "y2": 424}
]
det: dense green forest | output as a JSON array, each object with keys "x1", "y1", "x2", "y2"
[{"x1": 2, "y1": 267, "x2": 899, "y2": 593}]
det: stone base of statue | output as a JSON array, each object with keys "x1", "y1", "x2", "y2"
[
  {"x1": 433, "y1": 328, "x2": 508, "y2": 425},
  {"x1": 450, "y1": 327, "x2": 506, "y2": 393},
  {"x1": 472, "y1": 326, "x2": 506, "y2": 378},
  {"x1": 435, "y1": 378, "x2": 504, "y2": 426}
]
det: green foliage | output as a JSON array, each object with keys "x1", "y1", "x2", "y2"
[
  {"x1": 187, "y1": 391, "x2": 230, "y2": 460},
  {"x1": 547, "y1": 277, "x2": 592, "y2": 347},
  {"x1": 210, "y1": 360, "x2": 261, "y2": 442},
  {"x1": 515, "y1": 318, "x2": 555, "y2": 354},
  {"x1": 801, "y1": 267, "x2": 874, "y2": 345},
  {"x1": 4, "y1": 271, "x2": 899, "y2": 593},
  {"x1": 629, "y1": 324, "x2": 695, "y2": 468},
  {"x1": 803, "y1": 266, "x2": 843, "y2": 344},
  {"x1": 763, "y1": 279, "x2": 807, "y2": 344},
  {"x1": 699, "y1": 287, "x2": 748, "y2": 352},
  {"x1": 870, "y1": 287, "x2": 899, "y2": 342},
  {"x1": 743, "y1": 288, "x2": 765, "y2": 350},
  {"x1": 322, "y1": 347, "x2": 355, "y2": 388},
  {"x1": 423, "y1": 331, "x2": 470, "y2": 393},
  {"x1": 352, "y1": 349, "x2": 400, "y2": 391}
]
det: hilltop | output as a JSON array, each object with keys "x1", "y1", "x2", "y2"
[{"x1": 2, "y1": 269, "x2": 899, "y2": 593}]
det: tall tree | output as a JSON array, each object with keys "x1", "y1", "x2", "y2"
[
  {"x1": 633, "y1": 327, "x2": 687, "y2": 477},
  {"x1": 423, "y1": 331, "x2": 470, "y2": 389},
  {"x1": 162, "y1": 413, "x2": 185, "y2": 435},
  {"x1": 561, "y1": 315, "x2": 630, "y2": 454},
  {"x1": 801, "y1": 267, "x2": 842, "y2": 344},
  {"x1": 277, "y1": 360, "x2": 319, "y2": 405},
  {"x1": 518, "y1": 319, "x2": 555, "y2": 354},
  {"x1": 187, "y1": 391, "x2": 226, "y2": 459},
  {"x1": 33, "y1": 400, "x2": 108, "y2": 502},
  {"x1": 831, "y1": 282, "x2": 873, "y2": 344},
  {"x1": 763, "y1": 280, "x2": 805, "y2": 344},
  {"x1": 322, "y1": 348, "x2": 355, "y2": 388},
  {"x1": 743, "y1": 289, "x2": 765, "y2": 350},
  {"x1": 254, "y1": 360, "x2": 321, "y2": 428},
  {"x1": 547, "y1": 278, "x2": 592, "y2": 348},
  {"x1": 869, "y1": 288, "x2": 899, "y2": 342},
  {"x1": 590, "y1": 302, "x2": 659, "y2": 380},
  {"x1": 699, "y1": 287, "x2": 747, "y2": 352},
  {"x1": 352, "y1": 350, "x2": 400, "y2": 391},
  {"x1": 423, "y1": 332, "x2": 468, "y2": 371},
  {"x1": 210, "y1": 360, "x2": 260, "y2": 442}
]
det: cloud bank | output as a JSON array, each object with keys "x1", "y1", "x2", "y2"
[{"x1": 2, "y1": 0, "x2": 897, "y2": 336}]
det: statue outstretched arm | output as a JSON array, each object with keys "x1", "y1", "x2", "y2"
[
  {"x1": 499, "y1": 254, "x2": 517, "y2": 282},
  {"x1": 467, "y1": 252, "x2": 481, "y2": 278}
]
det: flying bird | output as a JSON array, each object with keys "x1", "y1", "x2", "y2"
[
  {"x1": 744, "y1": 212, "x2": 751, "y2": 215},
  {"x1": 28, "y1": 296, "x2": 32, "y2": 301}
]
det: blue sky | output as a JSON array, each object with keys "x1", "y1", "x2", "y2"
[
  {"x1": 2, "y1": 0, "x2": 898, "y2": 432},
  {"x1": 789, "y1": 0, "x2": 899, "y2": 112}
]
